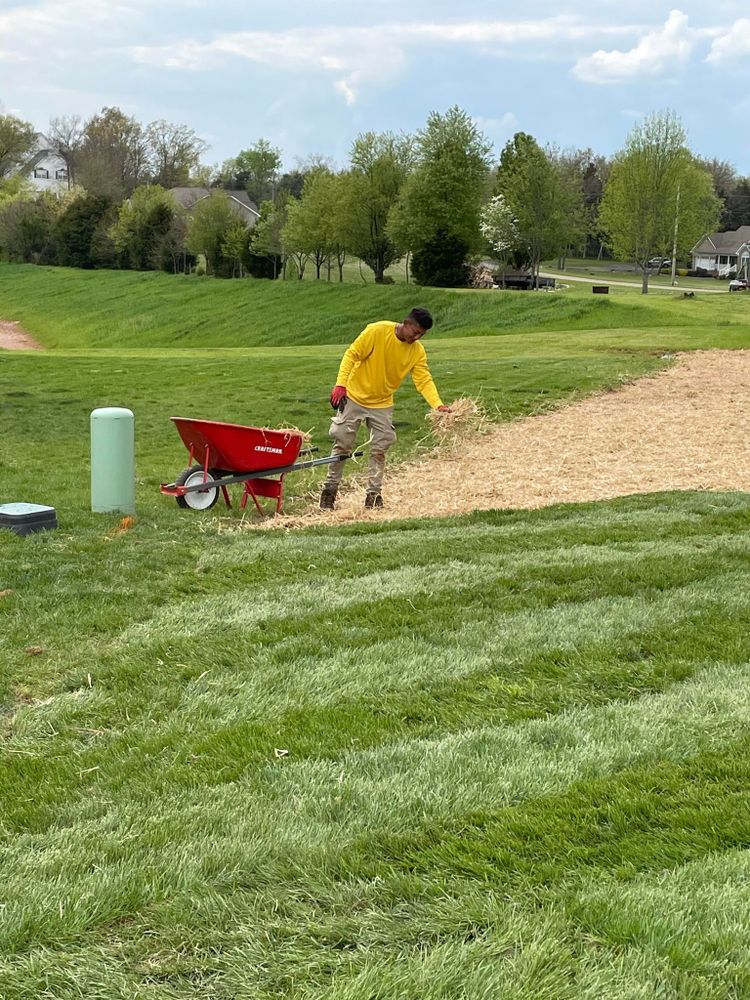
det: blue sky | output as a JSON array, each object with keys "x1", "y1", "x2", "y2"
[{"x1": 1, "y1": 0, "x2": 749, "y2": 171}]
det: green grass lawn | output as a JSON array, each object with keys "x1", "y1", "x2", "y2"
[{"x1": 2, "y1": 263, "x2": 750, "y2": 998}]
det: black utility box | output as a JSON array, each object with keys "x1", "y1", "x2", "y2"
[{"x1": 0, "y1": 503, "x2": 58, "y2": 537}]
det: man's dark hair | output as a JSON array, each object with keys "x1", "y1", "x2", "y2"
[{"x1": 407, "y1": 307, "x2": 433, "y2": 330}]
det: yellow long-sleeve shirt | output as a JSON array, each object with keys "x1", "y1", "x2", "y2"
[{"x1": 335, "y1": 321, "x2": 443, "y2": 409}]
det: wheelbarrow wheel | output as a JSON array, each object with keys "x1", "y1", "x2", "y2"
[{"x1": 175, "y1": 465, "x2": 220, "y2": 510}]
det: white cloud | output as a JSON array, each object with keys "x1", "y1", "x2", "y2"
[
  {"x1": 474, "y1": 113, "x2": 519, "y2": 137},
  {"x1": 334, "y1": 79, "x2": 357, "y2": 106},
  {"x1": 0, "y1": 0, "x2": 138, "y2": 69},
  {"x1": 130, "y1": 18, "x2": 640, "y2": 105},
  {"x1": 0, "y1": 0, "x2": 199, "y2": 61},
  {"x1": 707, "y1": 18, "x2": 750, "y2": 63},
  {"x1": 572, "y1": 9, "x2": 695, "y2": 84},
  {"x1": 414, "y1": 17, "x2": 635, "y2": 44}
]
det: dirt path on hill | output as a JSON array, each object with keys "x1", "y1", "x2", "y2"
[
  {"x1": 0, "y1": 320, "x2": 43, "y2": 350},
  {"x1": 268, "y1": 350, "x2": 750, "y2": 527}
]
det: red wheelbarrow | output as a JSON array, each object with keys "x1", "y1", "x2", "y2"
[{"x1": 160, "y1": 417, "x2": 362, "y2": 514}]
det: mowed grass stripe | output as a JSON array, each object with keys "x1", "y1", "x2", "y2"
[
  {"x1": 3, "y1": 663, "x2": 750, "y2": 942},
  {"x1": 6, "y1": 548, "x2": 750, "y2": 760},
  {"x1": 5, "y1": 676, "x2": 750, "y2": 997},
  {"x1": 364, "y1": 734, "x2": 750, "y2": 888},
  {"x1": 565, "y1": 846, "x2": 750, "y2": 989},
  {"x1": 110, "y1": 566, "x2": 750, "y2": 724},
  {"x1": 5, "y1": 491, "x2": 748, "y2": 696},
  {"x1": 3, "y1": 505, "x2": 750, "y2": 834}
]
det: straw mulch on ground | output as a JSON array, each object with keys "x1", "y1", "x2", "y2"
[{"x1": 266, "y1": 350, "x2": 750, "y2": 528}]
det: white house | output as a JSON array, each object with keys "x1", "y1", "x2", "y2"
[
  {"x1": 691, "y1": 226, "x2": 750, "y2": 279},
  {"x1": 20, "y1": 135, "x2": 70, "y2": 192}
]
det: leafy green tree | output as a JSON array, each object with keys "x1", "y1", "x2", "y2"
[
  {"x1": 276, "y1": 169, "x2": 305, "y2": 200},
  {"x1": 545, "y1": 146, "x2": 604, "y2": 264},
  {"x1": 342, "y1": 131, "x2": 413, "y2": 283},
  {"x1": 697, "y1": 156, "x2": 736, "y2": 231},
  {"x1": 146, "y1": 121, "x2": 208, "y2": 189},
  {"x1": 109, "y1": 184, "x2": 180, "y2": 270},
  {"x1": 281, "y1": 169, "x2": 348, "y2": 280},
  {"x1": 77, "y1": 107, "x2": 148, "y2": 200},
  {"x1": 0, "y1": 192, "x2": 59, "y2": 263},
  {"x1": 480, "y1": 194, "x2": 518, "y2": 257},
  {"x1": 186, "y1": 191, "x2": 237, "y2": 276},
  {"x1": 158, "y1": 210, "x2": 192, "y2": 274},
  {"x1": 0, "y1": 174, "x2": 28, "y2": 200},
  {"x1": 411, "y1": 230, "x2": 470, "y2": 287},
  {"x1": 280, "y1": 197, "x2": 312, "y2": 280},
  {"x1": 220, "y1": 139, "x2": 281, "y2": 204},
  {"x1": 389, "y1": 107, "x2": 491, "y2": 282},
  {"x1": 480, "y1": 194, "x2": 519, "y2": 286},
  {"x1": 0, "y1": 114, "x2": 36, "y2": 178},
  {"x1": 221, "y1": 220, "x2": 251, "y2": 278},
  {"x1": 495, "y1": 132, "x2": 582, "y2": 287},
  {"x1": 55, "y1": 192, "x2": 114, "y2": 268},
  {"x1": 249, "y1": 198, "x2": 287, "y2": 278},
  {"x1": 327, "y1": 173, "x2": 351, "y2": 282},
  {"x1": 190, "y1": 163, "x2": 219, "y2": 188},
  {"x1": 721, "y1": 176, "x2": 750, "y2": 230},
  {"x1": 600, "y1": 111, "x2": 721, "y2": 293}
]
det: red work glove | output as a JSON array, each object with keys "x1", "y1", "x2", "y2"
[{"x1": 330, "y1": 385, "x2": 347, "y2": 410}]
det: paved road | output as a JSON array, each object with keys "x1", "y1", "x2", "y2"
[{"x1": 540, "y1": 271, "x2": 728, "y2": 295}]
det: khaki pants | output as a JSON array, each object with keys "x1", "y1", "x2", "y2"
[{"x1": 323, "y1": 398, "x2": 396, "y2": 494}]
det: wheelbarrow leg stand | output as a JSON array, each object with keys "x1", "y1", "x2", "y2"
[{"x1": 241, "y1": 475, "x2": 286, "y2": 516}]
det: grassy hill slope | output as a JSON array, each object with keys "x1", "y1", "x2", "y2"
[{"x1": 1, "y1": 263, "x2": 746, "y2": 348}]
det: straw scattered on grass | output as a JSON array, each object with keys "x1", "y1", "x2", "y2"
[
  {"x1": 252, "y1": 350, "x2": 750, "y2": 530},
  {"x1": 425, "y1": 397, "x2": 487, "y2": 448}
]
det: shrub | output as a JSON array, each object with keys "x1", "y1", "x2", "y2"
[
  {"x1": 0, "y1": 194, "x2": 58, "y2": 264},
  {"x1": 55, "y1": 193, "x2": 113, "y2": 269},
  {"x1": 411, "y1": 229, "x2": 470, "y2": 287},
  {"x1": 110, "y1": 187, "x2": 180, "y2": 271},
  {"x1": 244, "y1": 251, "x2": 282, "y2": 279}
]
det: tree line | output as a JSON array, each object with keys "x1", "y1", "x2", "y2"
[{"x1": 0, "y1": 103, "x2": 737, "y2": 292}]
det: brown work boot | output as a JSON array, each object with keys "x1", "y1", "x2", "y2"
[
  {"x1": 319, "y1": 486, "x2": 337, "y2": 510},
  {"x1": 364, "y1": 491, "x2": 384, "y2": 509}
]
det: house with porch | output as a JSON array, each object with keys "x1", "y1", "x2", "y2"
[{"x1": 690, "y1": 226, "x2": 750, "y2": 279}]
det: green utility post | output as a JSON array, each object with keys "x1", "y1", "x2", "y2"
[{"x1": 90, "y1": 407, "x2": 135, "y2": 514}]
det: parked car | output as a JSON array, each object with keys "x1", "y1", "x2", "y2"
[
  {"x1": 647, "y1": 257, "x2": 672, "y2": 270},
  {"x1": 728, "y1": 278, "x2": 747, "y2": 292}
]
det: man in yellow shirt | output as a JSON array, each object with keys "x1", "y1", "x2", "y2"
[{"x1": 320, "y1": 307, "x2": 450, "y2": 510}]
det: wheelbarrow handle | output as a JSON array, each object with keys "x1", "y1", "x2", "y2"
[{"x1": 164, "y1": 450, "x2": 365, "y2": 495}]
